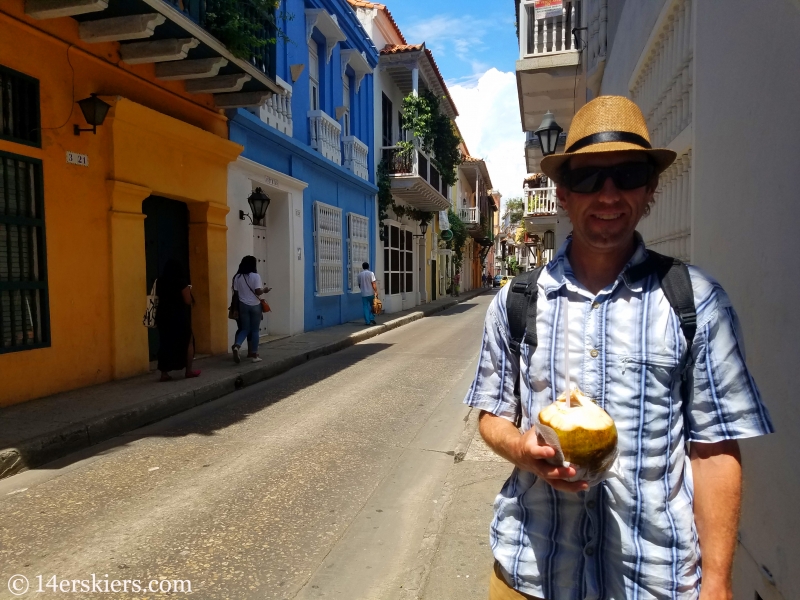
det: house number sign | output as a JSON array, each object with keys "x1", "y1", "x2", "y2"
[{"x1": 66, "y1": 151, "x2": 88, "y2": 167}]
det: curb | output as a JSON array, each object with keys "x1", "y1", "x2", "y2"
[{"x1": 1, "y1": 289, "x2": 489, "y2": 480}]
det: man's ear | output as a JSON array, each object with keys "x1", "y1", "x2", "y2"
[{"x1": 555, "y1": 185, "x2": 569, "y2": 212}]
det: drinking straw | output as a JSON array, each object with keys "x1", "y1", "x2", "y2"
[{"x1": 563, "y1": 292, "x2": 571, "y2": 402}]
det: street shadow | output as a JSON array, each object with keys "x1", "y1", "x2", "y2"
[
  {"x1": 429, "y1": 302, "x2": 481, "y2": 316},
  {"x1": 27, "y1": 342, "x2": 394, "y2": 473}
]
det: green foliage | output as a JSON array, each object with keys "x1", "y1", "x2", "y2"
[
  {"x1": 503, "y1": 197, "x2": 525, "y2": 229},
  {"x1": 445, "y1": 209, "x2": 468, "y2": 273},
  {"x1": 377, "y1": 160, "x2": 432, "y2": 238},
  {"x1": 400, "y1": 91, "x2": 463, "y2": 187},
  {"x1": 377, "y1": 160, "x2": 394, "y2": 240},
  {"x1": 205, "y1": 0, "x2": 284, "y2": 61},
  {"x1": 506, "y1": 256, "x2": 519, "y2": 275}
]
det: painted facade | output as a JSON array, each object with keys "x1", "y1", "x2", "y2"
[
  {"x1": 350, "y1": 1, "x2": 458, "y2": 313},
  {"x1": 0, "y1": 0, "x2": 254, "y2": 405},
  {"x1": 227, "y1": 0, "x2": 379, "y2": 333}
]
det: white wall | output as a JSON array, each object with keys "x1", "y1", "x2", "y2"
[
  {"x1": 226, "y1": 158, "x2": 306, "y2": 346},
  {"x1": 597, "y1": 1, "x2": 800, "y2": 598},
  {"x1": 693, "y1": 3, "x2": 800, "y2": 599}
]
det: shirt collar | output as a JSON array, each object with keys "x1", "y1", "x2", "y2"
[{"x1": 540, "y1": 233, "x2": 650, "y2": 297}]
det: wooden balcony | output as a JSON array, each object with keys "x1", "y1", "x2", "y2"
[
  {"x1": 26, "y1": 0, "x2": 282, "y2": 107},
  {"x1": 382, "y1": 146, "x2": 450, "y2": 211}
]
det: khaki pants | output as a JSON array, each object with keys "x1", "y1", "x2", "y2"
[{"x1": 489, "y1": 562, "x2": 545, "y2": 600}]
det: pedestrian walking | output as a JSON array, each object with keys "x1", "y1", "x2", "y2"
[
  {"x1": 155, "y1": 259, "x2": 199, "y2": 381},
  {"x1": 358, "y1": 262, "x2": 378, "y2": 326},
  {"x1": 465, "y1": 96, "x2": 773, "y2": 600},
  {"x1": 231, "y1": 256, "x2": 270, "y2": 363}
]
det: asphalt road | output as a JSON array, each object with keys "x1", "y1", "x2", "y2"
[{"x1": 0, "y1": 292, "x2": 495, "y2": 600}]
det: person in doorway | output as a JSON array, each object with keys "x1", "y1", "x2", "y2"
[
  {"x1": 155, "y1": 259, "x2": 199, "y2": 381},
  {"x1": 231, "y1": 255, "x2": 271, "y2": 363},
  {"x1": 465, "y1": 96, "x2": 773, "y2": 599},
  {"x1": 358, "y1": 262, "x2": 378, "y2": 326}
]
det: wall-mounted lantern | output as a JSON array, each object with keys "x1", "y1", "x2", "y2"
[
  {"x1": 240, "y1": 187, "x2": 271, "y2": 224},
  {"x1": 534, "y1": 111, "x2": 563, "y2": 157},
  {"x1": 74, "y1": 94, "x2": 111, "y2": 135},
  {"x1": 543, "y1": 229, "x2": 555, "y2": 250}
]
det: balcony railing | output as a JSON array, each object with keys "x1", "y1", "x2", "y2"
[
  {"x1": 343, "y1": 135, "x2": 369, "y2": 181},
  {"x1": 519, "y1": 0, "x2": 582, "y2": 59},
  {"x1": 524, "y1": 185, "x2": 558, "y2": 216},
  {"x1": 308, "y1": 110, "x2": 342, "y2": 165},
  {"x1": 460, "y1": 207, "x2": 479, "y2": 224},
  {"x1": 381, "y1": 146, "x2": 448, "y2": 198},
  {"x1": 260, "y1": 80, "x2": 292, "y2": 135},
  {"x1": 165, "y1": 0, "x2": 277, "y2": 79}
]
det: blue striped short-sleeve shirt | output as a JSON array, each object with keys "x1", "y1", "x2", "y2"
[{"x1": 464, "y1": 238, "x2": 773, "y2": 600}]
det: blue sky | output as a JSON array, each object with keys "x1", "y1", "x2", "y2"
[
  {"x1": 386, "y1": 0, "x2": 520, "y2": 86},
  {"x1": 380, "y1": 0, "x2": 527, "y2": 203}
]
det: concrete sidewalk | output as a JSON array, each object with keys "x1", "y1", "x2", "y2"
[{"x1": 0, "y1": 288, "x2": 490, "y2": 480}]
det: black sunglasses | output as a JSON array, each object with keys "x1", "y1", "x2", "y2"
[{"x1": 561, "y1": 162, "x2": 656, "y2": 194}]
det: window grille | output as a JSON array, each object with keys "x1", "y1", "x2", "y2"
[
  {"x1": 0, "y1": 65, "x2": 40, "y2": 147},
  {"x1": 347, "y1": 213, "x2": 369, "y2": 293},
  {"x1": 313, "y1": 201, "x2": 343, "y2": 296},
  {"x1": 0, "y1": 151, "x2": 49, "y2": 353}
]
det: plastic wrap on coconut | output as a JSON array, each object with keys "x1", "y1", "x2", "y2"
[{"x1": 536, "y1": 388, "x2": 619, "y2": 484}]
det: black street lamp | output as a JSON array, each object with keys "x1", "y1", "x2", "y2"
[
  {"x1": 74, "y1": 94, "x2": 111, "y2": 135},
  {"x1": 534, "y1": 111, "x2": 563, "y2": 157},
  {"x1": 543, "y1": 229, "x2": 555, "y2": 250},
  {"x1": 240, "y1": 187, "x2": 271, "y2": 224}
]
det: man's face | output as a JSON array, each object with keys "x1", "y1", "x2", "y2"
[{"x1": 556, "y1": 151, "x2": 656, "y2": 253}]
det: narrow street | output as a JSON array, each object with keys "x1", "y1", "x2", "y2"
[{"x1": 0, "y1": 293, "x2": 502, "y2": 600}]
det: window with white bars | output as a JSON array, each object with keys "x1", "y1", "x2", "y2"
[
  {"x1": 313, "y1": 201, "x2": 343, "y2": 296},
  {"x1": 0, "y1": 151, "x2": 49, "y2": 353},
  {"x1": 347, "y1": 213, "x2": 369, "y2": 293}
]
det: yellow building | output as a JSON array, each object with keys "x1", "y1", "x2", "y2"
[{"x1": 0, "y1": 0, "x2": 279, "y2": 405}]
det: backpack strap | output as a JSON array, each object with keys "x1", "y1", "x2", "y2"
[
  {"x1": 505, "y1": 266, "x2": 545, "y2": 427},
  {"x1": 628, "y1": 250, "x2": 697, "y2": 400}
]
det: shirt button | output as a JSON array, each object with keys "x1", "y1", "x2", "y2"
[
  {"x1": 590, "y1": 349, "x2": 599, "y2": 358},
  {"x1": 591, "y1": 301, "x2": 600, "y2": 309},
  {"x1": 585, "y1": 547, "x2": 594, "y2": 556},
  {"x1": 586, "y1": 500, "x2": 596, "y2": 509}
]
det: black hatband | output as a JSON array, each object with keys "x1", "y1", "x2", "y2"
[{"x1": 566, "y1": 131, "x2": 652, "y2": 153}]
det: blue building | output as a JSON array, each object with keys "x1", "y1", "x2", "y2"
[{"x1": 226, "y1": 0, "x2": 379, "y2": 339}]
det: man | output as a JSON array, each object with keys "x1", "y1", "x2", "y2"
[
  {"x1": 358, "y1": 262, "x2": 378, "y2": 326},
  {"x1": 465, "y1": 96, "x2": 773, "y2": 600}
]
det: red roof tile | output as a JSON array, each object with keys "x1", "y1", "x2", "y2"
[{"x1": 347, "y1": 0, "x2": 407, "y2": 45}]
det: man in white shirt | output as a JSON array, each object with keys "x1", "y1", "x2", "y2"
[{"x1": 357, "y1": 262, "x2": 378, "y2": 326}]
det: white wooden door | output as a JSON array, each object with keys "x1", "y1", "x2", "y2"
[{"x1": 253, "y1": 225, "x2": 269, "y2": 336}]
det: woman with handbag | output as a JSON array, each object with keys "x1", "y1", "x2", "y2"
[
  {"x1": 231, "y1": 255, "x2": 271, "y2": 363},
  {"x1": 155, "y1": 259, "x2": 200, "y2": 381}
]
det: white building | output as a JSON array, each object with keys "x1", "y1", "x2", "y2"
[
  {"x1": 515, "y1": 1, "x2": 800, "y2": 598},
  {"x1": 349, "y1": 0, "x2": 459, "y2": 311}
]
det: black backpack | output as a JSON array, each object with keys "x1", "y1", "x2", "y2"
[{"x1": 505, "y1": 251, "x2": 697, "y2": 427}]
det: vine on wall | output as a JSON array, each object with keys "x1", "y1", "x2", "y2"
[
  {"x1": 399, "y1": 91, "x2": 463, "y2": 187},
  {"x1": 445, "y1": 209, "x2": 468, "y2": 273},
  {"x1": 377, "y1": 160, "x2": 433, "y2": 240}
]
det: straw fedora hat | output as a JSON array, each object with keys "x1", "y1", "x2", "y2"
[{"x1": 540, "y1": 96, "x2": 676, "y2": 183}]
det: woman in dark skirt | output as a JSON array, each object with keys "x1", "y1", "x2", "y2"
[{"x1": 155, "y1": 259, "x2": 200, "y2": 381}]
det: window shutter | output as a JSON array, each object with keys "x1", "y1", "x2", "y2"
[
  {"x1": 347, "y1": 213, "x2": 370, "y2": 293},
  {"x1": 313, "y1": 201, "x2": 343, "y2": 296}
]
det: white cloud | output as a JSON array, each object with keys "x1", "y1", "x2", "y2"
[{"x1": 450, "y1": 69, "x2": 526, "y2": 213}]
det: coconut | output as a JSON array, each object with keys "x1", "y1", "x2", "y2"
[{"x1": 538, "y1": 389, "x2": 618, "y2": 475}]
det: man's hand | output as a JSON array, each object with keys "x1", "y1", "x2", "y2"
[{"x1": 479, "y1": 411, "x2": 588, "y2": 493}]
